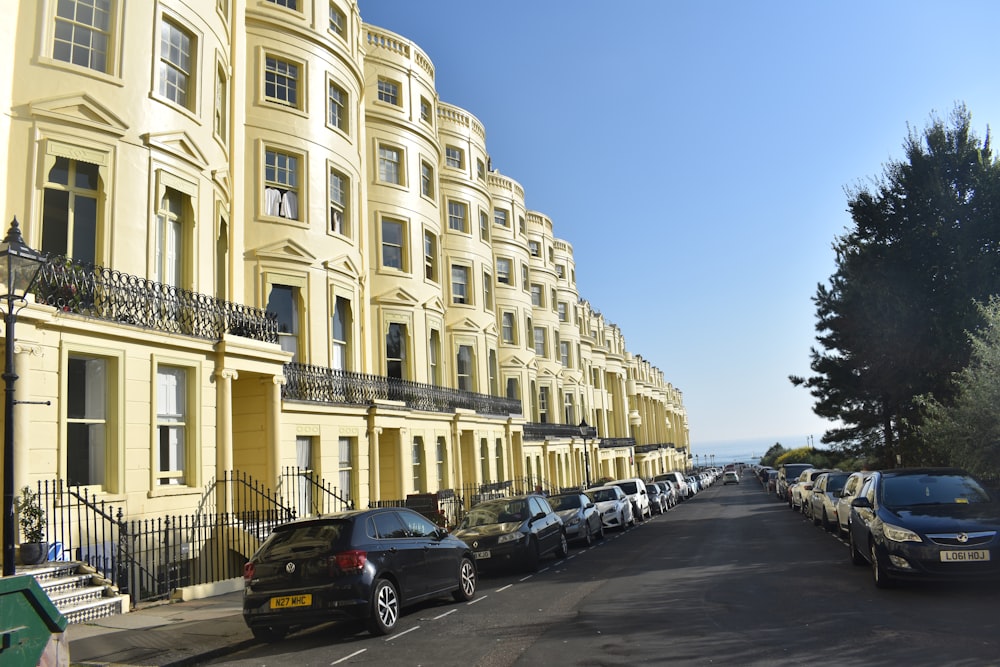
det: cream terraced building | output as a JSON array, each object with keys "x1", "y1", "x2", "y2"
[{"x1": 0, "y1": 0, "x2": 689, "y2": 563}]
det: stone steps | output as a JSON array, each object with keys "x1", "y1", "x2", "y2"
[{"x1": 21, "y1": 561, "x2": 129, "y2": 624}]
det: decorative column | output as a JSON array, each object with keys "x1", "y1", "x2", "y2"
[{"x1": 215, "y1": 368, "x2": 237, "y2": 513}]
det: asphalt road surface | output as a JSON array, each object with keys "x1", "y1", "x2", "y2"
[{"x1": 209, "y1": 479, "x2": 1000, "y2": 666}]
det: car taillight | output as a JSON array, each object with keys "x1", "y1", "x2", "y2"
[
  {"x1": 243, "y1": 561, "x2": 255, "y2": 580},
  {"x1": 330, "y1": 549, "x2": 367, "y2": 575}
]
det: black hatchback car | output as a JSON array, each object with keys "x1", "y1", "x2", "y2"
[
  {"x1": 848, "y1": 467, "x2": 1000, "y2": 588},
  {"x1": 242, "y1": 507, "x2": 477, "y2": 640},
  {"x1": 452, "y1": 494, "x2": 567, "y2": 571}
]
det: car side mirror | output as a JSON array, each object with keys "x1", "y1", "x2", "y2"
[
  {"x1": 533, "y1": 511, "x2": 547, "y2": 522},
  {"x1": 851, "y1": 497, "x2": 872, "y2": 509},
  {"x1": 586, "y1": 502, "x2": 595, "y2": 509}
]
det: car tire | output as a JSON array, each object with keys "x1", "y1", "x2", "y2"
[
  {"x1": 581, "y1": 523, "x2": 593, "y2": 547},
  {"x1": 597, "y1": 521, "x2": 605, "y2": 540},
  {"x1": 821, "y1": 512, "x2": 833, "y2": 532},
  {"x1": 367, "y1": 578, "x2": 400, "y2": 636},
  {"x1": 554, "y1": 530, "x2": 569, "y2": 559},
  {"x1": 452, "y1": 557, "x2": 477, "y2": 602},
  {"x1": 870, "y1": 542, "x2": 894, "y2": 589},
  {"x1": 251, "y1": 625, "x2": 288, "y2": 643},
  {"x1": 849, "y1": 529, "x2": 866, "y2": 566},
  {"x1": 811, "y1": 507, "x2": 822, "y2": 526}
]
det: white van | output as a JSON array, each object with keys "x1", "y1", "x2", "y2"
[{"x1": 609, "y1": 477, "x2": 651, "y2": 521}]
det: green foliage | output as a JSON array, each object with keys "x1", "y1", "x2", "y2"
[
  {"x1": 759, "y1": 443, "x2": 787, "y2": 467},
  {"x1": 792, "y1": 105, "x2": 1000, "y2": 468},
  {"x1": 918, "y1": 298, "x2": 1000, "y2": 478},
  {"x1": 15, "y1": 486, "x2": 45, "y2": 543}
]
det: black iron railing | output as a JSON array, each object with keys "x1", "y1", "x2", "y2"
[
  {"x1": 277, "y1": 466, "x2": 354, "y2": 517},
  {"x1": 598, "y1": 437, "x2": 637, "y2": 449},
  {"x1": 523, "y1": 422, "x2": 594, "y2": 440},
  {"x1": 36, "y1": 472, "x2": 299, "y2": 605},
  {"x1": 283, "y1": 363, "x2": 522, "y2": 416},
  {"x1": 33, "y1": 255, "x2": 278, "y2": 343}
]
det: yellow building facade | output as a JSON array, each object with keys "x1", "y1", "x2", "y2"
[{"x1": 0, "y1": 0, "x2": 689, "y2": 567}]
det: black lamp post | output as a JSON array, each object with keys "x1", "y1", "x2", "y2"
[
  {"x1": 578, "y1": 419, "x2": 592, "y2": 488},
  {"x1": 1, "y1": 218, "x2": 45, "y2": 576}
]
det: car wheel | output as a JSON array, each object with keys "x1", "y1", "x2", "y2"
[
  {"x1": 870, "y1": 542, "x2": 894, "y2": 589},
  {"x1": 554, "y1": 530, "x2": 569, "y2": 559},
  {"x1": 821, "y1": 512, "x2": 833, "y2": 532},
  {"x1": 581, "y1": 523, "x2": 593, "y2": 547},
  {"x1": 849, "y1": 528, "x2": 866, "y2": 565},
  {"x1": 367, "y1": 578, "x2": 400, "y2": 636},
  {"x1": 597, "y1": 521, "x2": 605, "y2": 540},
  {"x1": 452, "y1": 557, "x2": 477, "y2": 602},
  {"x1": 251, "y1": 625, "x2": 288, "y2": 643},
  {"x1": 627, "y1": 510, "x2": 636, "y2": 528},
  {"x1": 811, "y1": 506, "x2": 821, "y2": 526}
]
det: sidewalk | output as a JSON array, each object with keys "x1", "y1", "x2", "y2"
[{"x1": 66, "y1": 589, "x2": 256, "y2": 667}]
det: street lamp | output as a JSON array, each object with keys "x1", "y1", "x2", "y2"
[
  {"x1": 1, "y1": 218, "x2": 45, "y2": 576},
  {"x1": 578, "y1": 419, "x2": 593, "y2": 488}
]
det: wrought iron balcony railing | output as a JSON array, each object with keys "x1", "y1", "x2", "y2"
[
  {"x1": 598, "y1": 437, "x2": 637, "y2": 449},
  {"x1": 33, "y1": 255, "x2": 278, "y2": 343},
  {"x1": 283, "y1": 362, "x2": 522, "y2": 417},
  {"x1": 523, "y1": 422, "x2": 593, "y2": 441}
]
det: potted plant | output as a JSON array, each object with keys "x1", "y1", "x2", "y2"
[{"x1": 15, "y1": 485, "x2": 47, "y2": 565}]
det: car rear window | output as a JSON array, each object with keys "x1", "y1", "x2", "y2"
[
  {"x1": 257, "y1": 520, "x2": 351, "y2": 559},
  {"x1": 588, "y1": 488, "x2": 618, "y2": 502}
]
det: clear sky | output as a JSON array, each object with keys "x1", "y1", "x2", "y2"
[{"x1": 357, "y1": 0, "x2": 1000, "y2": 463}]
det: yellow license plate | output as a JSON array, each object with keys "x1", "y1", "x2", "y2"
[{"x1": 270, "y1": 594, "x2": 312, "y2": 609}]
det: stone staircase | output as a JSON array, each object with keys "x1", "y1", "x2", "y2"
[{"x1": 21, "y1": 561, "x2": 129, "y2": 624}]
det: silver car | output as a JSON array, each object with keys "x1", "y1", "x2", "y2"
[
  {"x1": 548, "y1": 491, "x2": 604, "y2": 546},
  {"x1": 835, "y1": 471, "x2": 873, "y2": 537},
  {"x1": 807, "y1": 471, "x2": 851, "y2": 531}
]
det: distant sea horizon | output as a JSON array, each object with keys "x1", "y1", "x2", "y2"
[{"x1": 690, "y1": 434, "x2": 823, "y2": 465}]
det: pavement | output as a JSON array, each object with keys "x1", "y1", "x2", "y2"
[{"x1": 66, "y1": 588, "x2": 255, "y2": 667}]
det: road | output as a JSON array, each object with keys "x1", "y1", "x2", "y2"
[{"x1": 208, "y1": 478, "x2": 1000, "y2": 666}]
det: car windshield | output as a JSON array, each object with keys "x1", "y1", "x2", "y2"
[
  {"x1": 257, "y1": 520, "x2": 350, "y2": 558},
  {"x1": 458, "y1": 499, "x2": 528, "y2": 528},
  {"x1": 881, "y1": 474, "x2": 992, "y2": 507},
  {"x1": 645, "y1": 485, "x2": 659, "y2": 494},
  {"x1": 615, "y1": 482, "x2": 638, "y2": 494},
  {"x1": 550, "y1": 494, "x2": 582, "y2": 511},
  {"x1": 588, "y1": 488, "x2": 619, "y2": 502}
]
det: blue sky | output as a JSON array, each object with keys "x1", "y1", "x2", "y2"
[{"x1": 357, "y1": 0, "x2": 1000, "y2": 463}]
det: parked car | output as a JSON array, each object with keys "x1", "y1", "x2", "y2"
[
  {"x1": 765, "y1": 470, "x2": 779, "y2": 495},
  {"x1": 807, "y1": 471, "x2": 851, "y2": 531},
  {"x1": 790, "y1": 469, "x2": 830, "y2": 513},
  {"x1": 586, "y1": 485, "x2": 635, "y2": 530},
  {"x1": 656, "y1": 481, "x2": 678, "y2": 508},
  {"x1": 452, "y1": 494, "x2": 567, "y2": 572},
  {"x1": 835, "y1": 471, "x2": 874, "y2": 537},
  {"x1": 848, "y1": 468, "x2": 1000, "y2": 588},
  {"x1": 609, "y1": 478, "x2": 652, "y2": 521},
  {"x1": 242, "y1": 507, "x2": 477, "y2": 641},
  {"x1": 777, "y1": 463, "x2": 814, "y2": 501},
  {"x1": 723, "y1": 471, "x2": 740, "y2": 485},
  {"x1": 645, "y1": 483, "x2": 668, "y2": 514},
  {"x1": 654, "y1": 472, "x2": 690, "y2": 501},
  {"x1": 548, "y1": 491, "x2": 604, "y2": 546}
]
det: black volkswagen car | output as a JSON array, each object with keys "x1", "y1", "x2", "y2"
[
  {"x1": 452, "y1": 494, "x2": 567, "y2": 571},
  {"x1": 849, "y1": 467, "x2": 1000, "y2": 588},
  {"x1": 242, "y1": 507, "x2": 476, "y2": 640}
]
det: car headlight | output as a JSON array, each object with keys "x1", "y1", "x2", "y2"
[
  {"x1": 497, "y1": 531, "x2": 524, "y2": 544},
  {"x1": 882, "y1": 522, "x2": 922, "y2": 543}
]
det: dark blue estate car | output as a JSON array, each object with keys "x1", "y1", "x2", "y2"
[
  {"x1": 848, "y1": 468, "x2": 1000, "y2": 588},
  {"x1": 242, "y1": 507, "x2": 476, "y2": 640}
]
